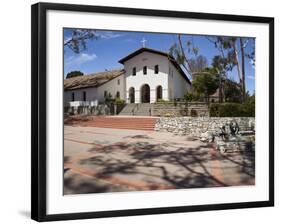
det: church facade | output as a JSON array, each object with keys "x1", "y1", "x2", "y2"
[{"x1": 64, "y1": 48, "x2": 191, "y2": 106}]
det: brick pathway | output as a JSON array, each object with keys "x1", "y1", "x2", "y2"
[{"x1": 64, "y1": 116, "x2": 157, "y2": 131}]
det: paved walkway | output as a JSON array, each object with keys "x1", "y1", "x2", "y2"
[{"x1": 64, "y1": 126, "x2": 255, "y2": 195}]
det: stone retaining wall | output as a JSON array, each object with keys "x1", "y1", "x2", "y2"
[
  {"x1": 155, "y1": 117, "x2": 255, "y2": 137},
  {"x1": 64, "y1": 103, "x2": 125, "y2": 116},
  {"x1": 152, "y1": 102, "x2": 209, "y2": 117}
]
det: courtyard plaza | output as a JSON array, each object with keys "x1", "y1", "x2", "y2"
[{"x1": 64, "y1": 125, "x2": 255, "y2": 194}]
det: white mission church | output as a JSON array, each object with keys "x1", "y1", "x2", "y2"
[{"x1": 64, "y1": 47, "x2": 191, "y2": 106}]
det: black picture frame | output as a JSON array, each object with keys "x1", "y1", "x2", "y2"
[{"x1": 31, "y1": 2, "x2": 274, "y2": 222}]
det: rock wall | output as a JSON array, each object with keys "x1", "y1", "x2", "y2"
[
  {"x1": 152, "y1": 102, "x2": 209, "y2": 117},
  {"x1": 64, "y1": 103, "x2": 125, "y2": 116},
  {"x1": 155, "y1": 117, "x2": 255, "y2": 137}
]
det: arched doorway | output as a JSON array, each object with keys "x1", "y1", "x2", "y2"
[
  {"x1": 141, "y1": 84, "x2": 150, "y2": 103},
  {"x1": 156, "y1": 85, "x2": 163, "y2": 101},
  {"x1": 129, "y1": 87, "x2": 135, "y2": 103}
]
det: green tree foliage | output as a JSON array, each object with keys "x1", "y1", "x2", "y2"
[
  {"x1": 224, "y1": 79, "x2": 242, "y2": 102},
  {"x1": 184, "y1": 92, "x2": 200, "y2": 102},
  {"x1": 243, "y1": 93, "x2": 255, "y2": 116},
  {"x1": 212, "y1": 55, "x2": 229, "y2": 74},
  {"x1": 169, "y1": 35, "x2": 255, "y2": 103},
  {"x1": 192, "y1": 69, "x2": 219, "y2": 102},
  {"x1": 206, "y1": 36, "x2": 255, "y2": 102},
  {"x1": 211, "y1": 55, "x2": 228, "y2": 103},
  {"x1": 66, "y1": 70, "x2": 84, "y2": 79}
]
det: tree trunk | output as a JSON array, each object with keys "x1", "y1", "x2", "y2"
[
  {"x1": 219, "y1": 73, "x2": 222, "y2": 103},
  {"x1": 240, "y1": 38, "x2": 246, "y2": 102},
  {"x1": 232, "y1": 39, "x2": 243, "y2": 102}
]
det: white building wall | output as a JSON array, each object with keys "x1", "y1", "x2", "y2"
[
  {"x1": 124, "y1": 52, "x2": 169, "y2": 103},
  {"x1": 64, "y1": 73, "x2": 125, "y2": 105},
  {"x1": 168, "y1": 61, "x2": 191, "y2": 100},
  {"x1": 97, "y1": 73, "x2": 125, "y2": 102},
  {"x1": 64, "y1": 52, "x2": 191, "y2": 106},
  {"x1": 64, "y1": 87, "x2": 98, "y2": 106}
]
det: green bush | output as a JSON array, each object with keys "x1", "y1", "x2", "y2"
[
  {"x1": 184, "y1": 92, "x2": 200, "y2": 102},
  {"x1": 209, "y1": 103, "x2": 220, "y2": 117},
  {"x1": 156, "y1": 99, "x2": 174, "y2": 104},
  {"x1": 156, "y1": 99, "x2": 168, "y2": 103},
  {"x1": 210, "y1": 102, "x2": 255, "y2": 117},
  {"x1": 243, "y1": 95, "x2": 255, "y2": 117},
  {"x1": 163, "y1": 112, "x2": 174, "y2": 117},
  {"x1": 115, "y1": 97, "x2": 125, "y2": 104},
  {"x1": 218, "y1": 103, "x2": 244, "y2": 117}
]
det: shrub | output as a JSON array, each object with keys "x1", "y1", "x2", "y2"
[
  {"x1": 243, "y1": 95, "x2": 255, "y2": 117},
  {"x1": 156, "y1": 99, "x2": 174, "y2": 104},
  {"x1": 184, "y1": 92, "x2": 200, "y2": 102},
  {"x1": 157, "y1": 99, "x2": 168, "y2": 103},
  {"x1": 209, "y1": 103, "x2": 220, "y2": 117},
  {"x1": 209, "y1": 101, "x2": 255, "y2": 117},
  {"x1": 115, "y1": 97, "x2": 125, "y2": 104},
  {"x1": 218, "y1": 103, "x2": 244, "y2": 117},
  {"x1": 163, "y1": 112, "x2": 174, "y2": 117}
]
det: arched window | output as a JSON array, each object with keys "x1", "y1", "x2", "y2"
[
  {"x1": 156, "y1": 86, "x2": 163, "y2": 101},
  {"x1": 132, "y1": 67, "x2": 136, "y2": 76}
]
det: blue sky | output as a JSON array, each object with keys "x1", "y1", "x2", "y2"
[{"x1": 64, "y1": 29, "x2": 255, "y2": 94}]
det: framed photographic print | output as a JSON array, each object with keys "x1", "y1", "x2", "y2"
[{"x1": 31, "y1": 2, "x2": 274, "y2": 222}]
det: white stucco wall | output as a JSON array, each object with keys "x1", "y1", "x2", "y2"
[
  {"x1": 64, "y1": 87, "x2": 98, "y2": 106},
  {"x1": 64, "y1": 73, "x2": 125, "y2": 105},
  {"x1": 97, "y1": 73, "x2": 125, "y2": 102},
  {"x1": 124, "y1": 52, "x2": 169, "y2": 103},
  {"x1": 168, "y1": 61, "x2": 191, "y2": 99},
  {"x1": 64, "y1": 52, "x2": 191, "y2": 106}
]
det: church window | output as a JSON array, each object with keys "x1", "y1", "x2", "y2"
[
  {"x1": 104, "y1": 91, "x2": 107, "y2": 98},
  {"x1": 132, "y1": 67, "x2": 136, "y2": 76},
  {"x1": 143, "y1": 66, "x2": 147, "y2": 75},
  {"x1": 154, "y1": 65, "x2": 159, "y2": 74},
  {"x1": 117, "y1": 79, "x2": 120, "y2": 85},
  {"x1": 71, "y1": 92, "x2": 75, "y2": 101}
]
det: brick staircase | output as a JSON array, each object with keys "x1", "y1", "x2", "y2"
[{"x1": 87, "y1": 116, "x2": 157, "y2": 131}]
